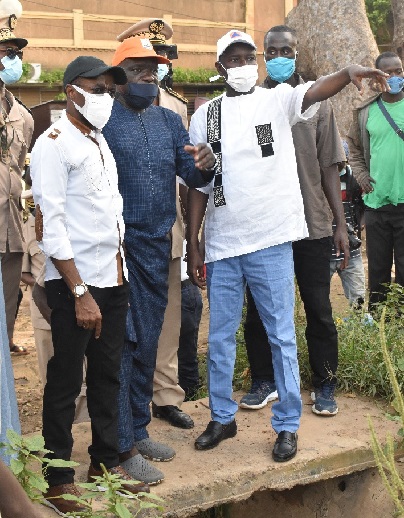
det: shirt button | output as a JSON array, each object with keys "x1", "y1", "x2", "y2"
[{"x1": 9, "y1": 194, "x2": 13, "y2": 199}]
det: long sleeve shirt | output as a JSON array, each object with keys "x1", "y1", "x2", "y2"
[
  {"x1": 30, "y1": 111, "x2": 126, "y2": 288},
  {"x1": 0, "y1": 91, "x2": 33, "y2": 253},
  {"x1": 103, "y1": 101, "x2": 212, "y2": 240}
]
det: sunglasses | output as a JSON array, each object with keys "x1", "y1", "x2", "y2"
[{"x1": 0, "y1": 48, "x2": 23, "y2": 59}]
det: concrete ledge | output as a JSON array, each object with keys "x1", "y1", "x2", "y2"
[{"x1": 37, "y1": 392, "x2": 403, "y2": 517}]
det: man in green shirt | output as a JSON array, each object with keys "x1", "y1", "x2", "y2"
[{"x1": 348, "y1": 51, "x2": 404, "y2": 308}]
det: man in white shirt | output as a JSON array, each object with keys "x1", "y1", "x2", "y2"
[
  {"x1": 187, "y1": 30, "x2": 389, "y2": 462},
  {"x1": 31, "y1": 56, "x2": 149, "y2": 516}
]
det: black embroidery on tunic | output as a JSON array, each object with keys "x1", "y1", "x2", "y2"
[
  {"x1": 207, "y1": 97, "x2": 226, "y2": 207},
  {"x1": 255, "y1": 123, "x2": 274, "y2": 158}
]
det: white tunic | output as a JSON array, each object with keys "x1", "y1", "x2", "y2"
[{"x1": 189, "y1": 84, "x2": 319, "y2": 263}]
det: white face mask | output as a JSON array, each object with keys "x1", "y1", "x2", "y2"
[
  {"x1": 220, "y1": 64, "x2": 258, "y2": 93},
  {"x1": 71, "y1": 84, "x2": 114, "y2": 129}
]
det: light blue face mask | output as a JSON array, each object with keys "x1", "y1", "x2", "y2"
[
  {"x1": 386, "y1": 76, "x2": 404, "y2": 95},
  {"x1": 0, "y1": 55, "x2": 23, "y2": 85},
  {"x1": 265, "y1": 56, "x2": 295, "y2": 83},
  {"x1": 157, "y1": 64, "x2": 169, "y2": 82}
]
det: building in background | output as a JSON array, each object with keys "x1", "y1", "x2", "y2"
[{"x1": 10, "y1": 0, "x2": 298, "y2": 107}]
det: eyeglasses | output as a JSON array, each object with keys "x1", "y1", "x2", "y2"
[
  {"x1": 72, "y1": 84, "x2": 116, "y2": 98},
  {"x1": 0, "y1": 47, "x2": 23, "y2": 59}
]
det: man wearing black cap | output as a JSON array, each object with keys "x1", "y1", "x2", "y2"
[
  {"x1": 0, "y1": 0, "x2": 34, "y2": 356},
  {"x1": 31, "y1": 56, "x2": 149, "y2": 515}
]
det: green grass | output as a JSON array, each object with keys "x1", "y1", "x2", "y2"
[{"x1": 194, "y1": 284, "x2": 404, "y2": 404}]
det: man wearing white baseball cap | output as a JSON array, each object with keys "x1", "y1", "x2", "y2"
[{"x1": 187, "y1": 30, "x2": 389, "y2": 461}]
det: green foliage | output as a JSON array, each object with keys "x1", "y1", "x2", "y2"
[
  {"x1": 39, "y1": 68, "x2": 65, "y2": 86},
  {"x1": 172, "y1": 67, "x2": 220, "y2": 84},
  {"x1": 0, "y1": 431, "x2": 163, "y2": 517},
  {"x1": 19, "y1": 62, "x2": 31, "y2": 83},
  {"x1": 297, "y1": 284, "x2": 404, "y2": 400},
  {"x1": 369, "y1": 308, "x2": 404, "y2": 516},
  {"x1": 365, "y1": 0, "x2": 392, "y2": 45},
  {"x1": 54, "y1": 92, "x2": 67, "y2": 101},
  {"x1": 0, "y1": 429, "x2": 78, "y2": 502},
  {"x1": 205, "y1": 89, "x2": 225, "y2": 100},
  {"x1": 59, "y1": 464, "x2": 164, "y2": 517}
]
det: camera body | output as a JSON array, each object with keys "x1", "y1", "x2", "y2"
[{"x1": 346, "y1": 223, "x2": 361, "y2": 250}]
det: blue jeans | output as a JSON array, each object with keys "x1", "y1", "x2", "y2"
[
  {"x1": 330, "y1": 254, "x2": 365, "y2": 305},
  {"x1": 206, "y1": 243, "x2": 301, "y2": 434}
]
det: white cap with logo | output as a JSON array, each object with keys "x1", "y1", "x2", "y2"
[{"x1": 216, "y1": 30, "x2": 256, "y2": 61}]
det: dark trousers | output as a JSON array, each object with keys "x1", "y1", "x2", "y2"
[
  {"x1": 43, "y1": 279, "x2": 129, "y2": 487},
  {"x1": 117, "y1": 228, "x2": 170, "y2": 451},
  {"x1": 244, "y1": 237, "x2": 338, "y2": 388},
  {"x1": 365, "y1": 206, "x2": 404, "y2": 307},
  {"x1": 178, "y1": 280, "x2": 203, "y2": 400}
]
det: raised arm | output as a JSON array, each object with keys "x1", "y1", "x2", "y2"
[{"x1": 302, "y1": 65, "x2": 388, "y2": 112}]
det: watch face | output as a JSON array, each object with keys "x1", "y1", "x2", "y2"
[{"x1": 75, "y1": 285, "x2": 86, "y2": 297}]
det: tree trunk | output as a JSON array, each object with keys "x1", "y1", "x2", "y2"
[
  {"x1": 287, "y1": 0, "x2": 379, "y2": 137},
  {"x1": 391, "y1": 0, "x2": 404, "y2": 60}
]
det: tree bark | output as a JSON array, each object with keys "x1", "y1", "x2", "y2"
[
  {"x1": 287, "y1": 0, "x2": 379, "y2": 137},
  {"x1": 391, "y1": 0, "x2": 404, "y2": 60}
]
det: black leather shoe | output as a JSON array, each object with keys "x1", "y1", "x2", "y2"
[
  {"x1": 152, "y1": 403, "x2": 194, "y2": 429},
  {"x1": 195, "y1": 420, "x2": 237, "y2": 450},
  {"x1": 272, "y1": 431, "x2": 298, "y2": 462}
]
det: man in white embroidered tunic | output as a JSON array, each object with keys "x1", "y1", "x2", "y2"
[{"x1": 187, "y1": 30, "x2": 389, "y2": 462}]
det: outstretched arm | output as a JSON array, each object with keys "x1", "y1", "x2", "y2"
[{"x1": 302, "y1": 65, "x2": 388, "y2": 112}]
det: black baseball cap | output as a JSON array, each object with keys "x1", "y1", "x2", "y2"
[{"x1": 63, "y1": 56, "x2": 127, "y2": 89}]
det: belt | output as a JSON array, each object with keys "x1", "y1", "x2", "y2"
[{"x1": 181, "y1": 278, "x2": 193, "y2": 288}]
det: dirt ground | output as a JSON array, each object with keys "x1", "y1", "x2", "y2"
[{"x1": 11, "y1": 271, "x2": 353, "y2": 435}]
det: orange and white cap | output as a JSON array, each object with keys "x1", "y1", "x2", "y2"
[{"x1": 112, "y1": 37, "x2": 170, "y2": 66}]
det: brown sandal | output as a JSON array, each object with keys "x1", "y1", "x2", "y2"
[{"x1": 10, "y1": 344, "x2": 29, "y2": 355}]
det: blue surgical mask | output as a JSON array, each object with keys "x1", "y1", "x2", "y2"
[
  {"x1": 265, "y1": 56, "x2": 296, "y2": 83},
  {"x1": 387, "y1": 76, "x2": 404, "y2": 95},
  {"x1": 0, "y1": 55, "x2": 23, "y2": 85},
  {"x1": 123, "y1": 82, "x2": 159, "y2": 110},
  {"x1": 157, "y1": 64, "x2": 169, "y2": 82}
]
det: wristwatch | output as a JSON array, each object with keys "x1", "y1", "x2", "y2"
[{"x1": 72, "y1": 282, "x2": 88, "y2": 298}]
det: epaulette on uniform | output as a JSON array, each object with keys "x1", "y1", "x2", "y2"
[
  {"x1": 165, "y1": 87, "x2": 188, "y2": 104},
  {"x1": 14, "y1": 96, "x2": 32, "y2": 115},
  {"x1": 48, "y1": 128, "x2": 61, "y2": 140}
]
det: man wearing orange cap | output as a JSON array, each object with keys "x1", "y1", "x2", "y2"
[
  {"x1": 103, "y1": 36, "x2": 215, "y2": 484},
  {"x1": 117, "y1": 19, "x2": 194, "y2": 433}
]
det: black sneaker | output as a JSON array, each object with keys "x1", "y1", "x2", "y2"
[
  {"x1": 311, "y1": 382, "x2": 338, "y2": 416},
  {"x1": 239, "y1": 380, "x2": 278, "y2": 409}
]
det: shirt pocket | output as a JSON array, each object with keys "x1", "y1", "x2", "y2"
[{"x1": 81, "y1": 155, "x2": 104, "y2": 193}]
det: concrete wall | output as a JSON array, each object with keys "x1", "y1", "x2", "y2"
[{"x1": 16, "y1": 0, "x2": 298, "y2": 71}]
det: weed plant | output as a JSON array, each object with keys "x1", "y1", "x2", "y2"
[
  {"x1": 0, "y1": 430, "x2": 163, "y2": 517},
  {"x1": 369, "y1": 307, "x2": 404, "y2": 516}
]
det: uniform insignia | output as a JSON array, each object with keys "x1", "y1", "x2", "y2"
[
  {"x1": 165, "y1": 87, "x2": 188, "y2": 104},
  {"x1": 8, "y1": 14, "x2": 17, "y2": 30},
  {"x1": 48, "y1": 128, "x2": 61, "y2": 140}
]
